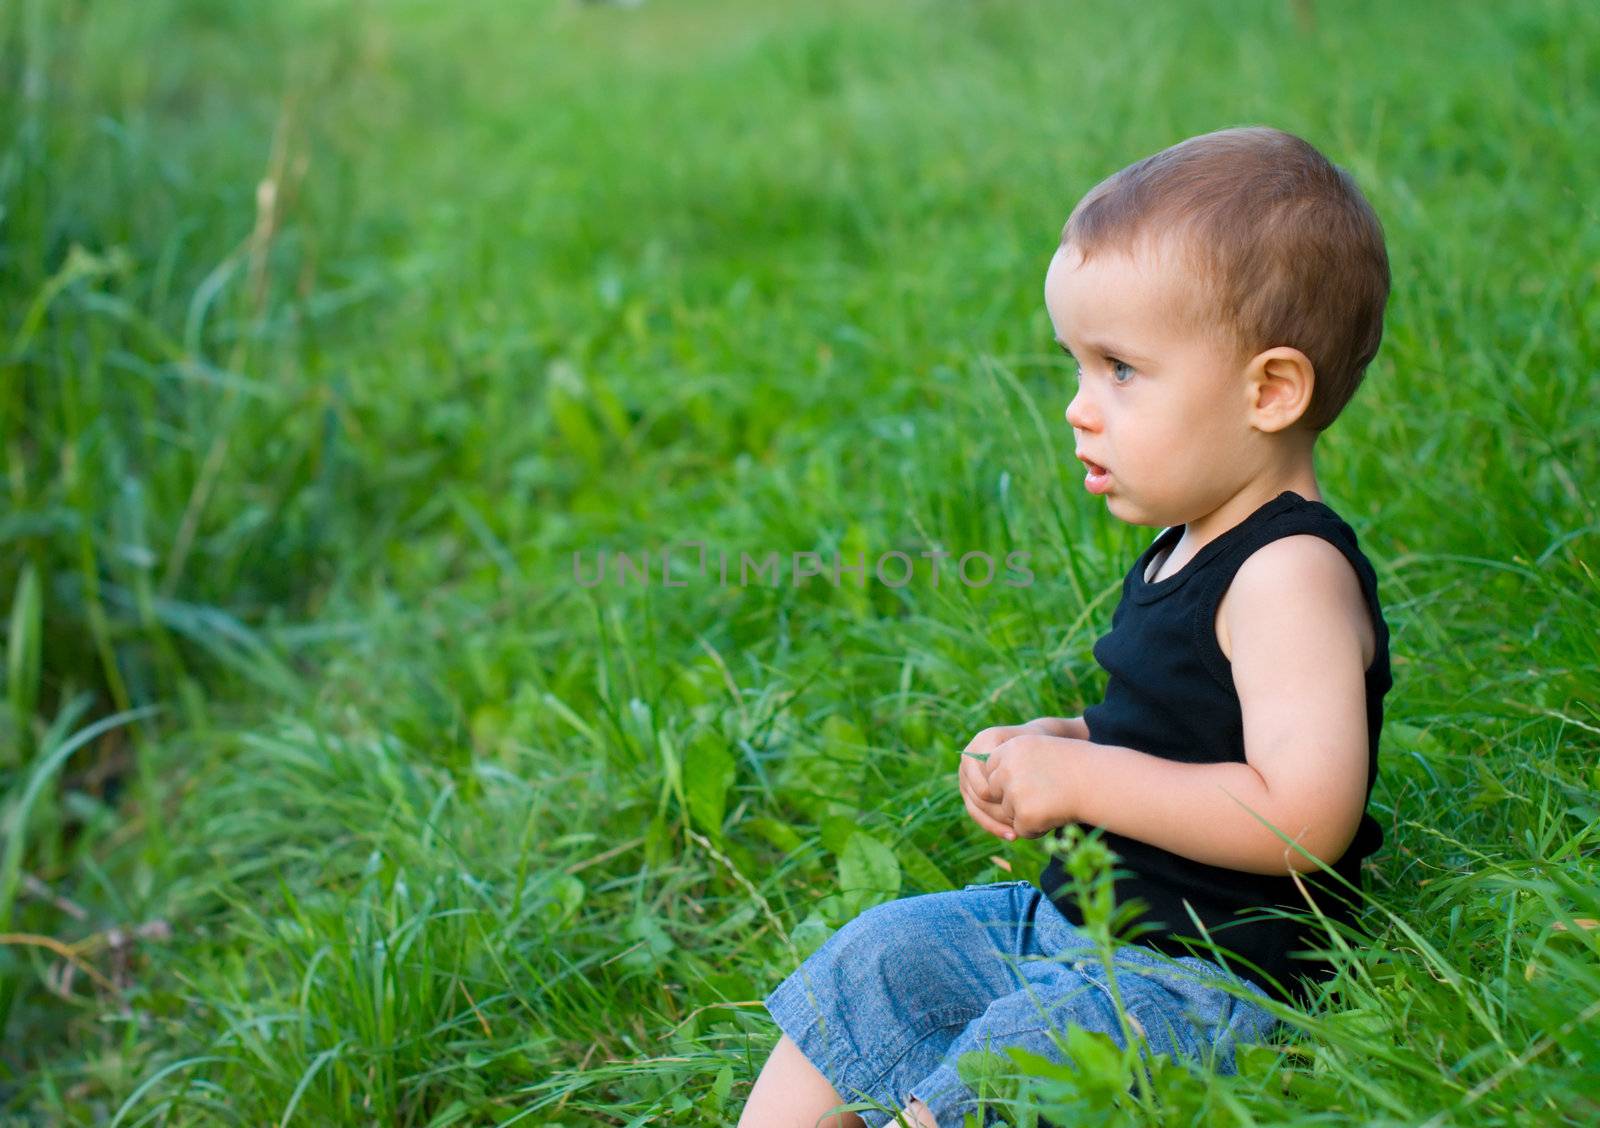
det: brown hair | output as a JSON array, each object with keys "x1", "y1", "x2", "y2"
[{"x1": 1061, "y1": 126, "x2": 1389, "y2": 432}]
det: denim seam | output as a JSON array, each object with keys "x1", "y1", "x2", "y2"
[
  {"x1": 953, "y1": 978, "x2": 1129, "y2": 1057},
  {"x1": 1073, "y1": 959, "x2": 1258, "y2": 1068},
  {"x1": 852, "y1": 1002, "x2": 984, "y2": 1103},
  {"x1": 1066, "y1": 958, "x2": 1160, "y2": 1045},
  {"x1": 907, "y1": 1057, "x2": 1014, "y2": 1128}
]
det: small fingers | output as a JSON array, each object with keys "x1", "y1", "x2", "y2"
[
  {"x1": 964, "y1": 724, "x2": 1024, "y2": 759},
  {"x1": 959, "y1": 754, "x2": 998, "y2": 803},
  {"x1": 962, "y1": 787, "x2": 1014, "y2": 840},
  {"x1": 958, "y1": 770, "x2": 1015, "y2": 841}
]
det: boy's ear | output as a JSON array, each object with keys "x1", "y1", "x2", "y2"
[{"x1": 1245, "y1": 347, "x2": 1315, "y2": 433}]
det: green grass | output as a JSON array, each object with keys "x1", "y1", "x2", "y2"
[{"x1": 3, "y1": 0, "x2": 1599, "y2": 1122}]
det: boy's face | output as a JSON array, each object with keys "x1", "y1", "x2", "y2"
[{"x1": 1044, "y1": 237, "x2": 1260, "y2": 529}]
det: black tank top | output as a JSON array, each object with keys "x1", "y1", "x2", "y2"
[{"x1": 1039, "y1": 490, "x2": 1393, "y2": 1006}]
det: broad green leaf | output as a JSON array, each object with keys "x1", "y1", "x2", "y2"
[
  {"x1": 684, "y1": 729, "x2": 736, "y2": 844},
  {"x1": 820, "y1": 813, "x2": 858, "y2": 855},
  {"x1": 896, "y1": 841, "x2": 955, "y2": 892},
  {"x1": 744, "y1": 816, "x2": 804, "y2": 854},
  {"x1": 838, "y1": 830, "x2": 901, "y2": 915},
  {"x1": 791, "y1": 911, "x2": 833, "y2": 958},
  {"x1": 1064, "y1": 1025, "x2": 1129, "y2": 1087}
]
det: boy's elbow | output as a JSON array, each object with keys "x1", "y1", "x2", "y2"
[
  {"x1": 1238, "y1": 785, "x2": 1363, "y2": 876},
  {"x1": 1278, "y1": 843, "x2": 1346, "y2": 876},
  {"x1": 1267, "y1": 813, "x2": 1361, "y2": 876}
]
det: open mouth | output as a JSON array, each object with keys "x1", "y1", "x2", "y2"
[{"x1": 1080, "y1": 459, "x2": 1112, "y2": 494}]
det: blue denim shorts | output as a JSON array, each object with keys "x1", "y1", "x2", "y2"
[{"x1": 763, "y1": 880, "x2": 1281, "y2": 1127}]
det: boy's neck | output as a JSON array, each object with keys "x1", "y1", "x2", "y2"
[{"x1": 1167, "y1": 442, "x2": 1322, "y2": 570}]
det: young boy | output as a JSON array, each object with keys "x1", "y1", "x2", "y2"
[{"x1": 739, "y1": 125, "x2": 1393, "y2": 1128}]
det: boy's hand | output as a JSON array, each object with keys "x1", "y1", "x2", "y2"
[
  {"x1": 958, "y1": 719, "x2": 1087, "y2": 840},
  {"x1": 960, "y1": 717, "x2": 1087, "y2": 762}
]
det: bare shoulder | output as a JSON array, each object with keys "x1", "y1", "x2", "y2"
[{"x1": 1215, "y1": 534, "x2": 1376, "y2": 672}]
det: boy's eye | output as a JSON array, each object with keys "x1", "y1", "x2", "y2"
[{"x1": 1109, "y1": 359, "x2": 1135, "y2": 383}]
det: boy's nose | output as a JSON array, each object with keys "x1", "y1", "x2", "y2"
[{"x1": 1065, "y1": 386, "x2": 1098, "y2": 431}]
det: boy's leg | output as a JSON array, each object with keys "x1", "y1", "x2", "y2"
[
  {"x1": 750, "y1": 881, "x2": 1049, "y2": 1127},
  {"x1": 902, "y1": 951, "x2": 1279, "y2": 1127},
  {"x1": 737, "y1": 1035, "x2": 941, "y2": 1128},
  {"x1": 738, "y1": 1032, "x2": 866, "y2": 1128}
]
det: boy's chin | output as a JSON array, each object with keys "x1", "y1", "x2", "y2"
[
  {"x1": 1102, "y1": 494, "x2": 1167, "y2": 528},
  {"x1": 1099, "y1": 494, "x2": 1137, "y2": 522}
]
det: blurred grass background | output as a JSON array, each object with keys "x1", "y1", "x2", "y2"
[{"x1": 3, "y1": 0, "x2": 1599, "y2": 1122}]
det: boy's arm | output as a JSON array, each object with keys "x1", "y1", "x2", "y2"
[{"x1": 1028, "y1": 535, "x2": 1373, "y2": 876}]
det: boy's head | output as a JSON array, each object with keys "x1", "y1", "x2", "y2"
[{"x1": 1044, "y1": 126, "x2": 1390, "y2": 527}]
